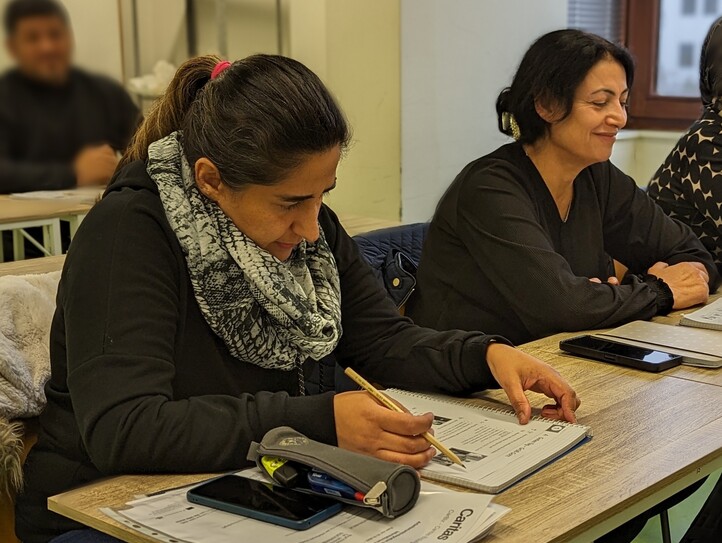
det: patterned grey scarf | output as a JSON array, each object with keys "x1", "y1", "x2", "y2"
[{"x1": 147, "y1": 132, "x2": 342, "y2": 379}]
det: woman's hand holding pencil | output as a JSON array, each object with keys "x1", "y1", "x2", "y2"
[
  {"x1": 342, "y1": 367, "x2": 465, "y2": 469},
  {"x1": 333, "y1": 387, "x2": 437, "y2": 469}
]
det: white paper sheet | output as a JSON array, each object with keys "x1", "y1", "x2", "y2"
[
  {"x1": 384, "y1": 390, "x2": 590, "y2": 492},
  {"x1": 101, "y1": 470, "x2": 509, "y2": 543}
]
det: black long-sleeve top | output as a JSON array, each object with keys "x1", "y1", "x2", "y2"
[
  {"x1": 407, "y1": 143, "x2": 720, "y2": 345},
  {"x1": 0, "y1": 68, "x2": 140, "y2": 193},
  {"x1": 16, "y1": 160, "x2": 507, "y2": 542},
  {"x1": 648, "y1": 106, "x2": 722, "y2": 274}
]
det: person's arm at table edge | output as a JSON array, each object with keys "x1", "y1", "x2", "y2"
[
  {"x1": 601, "y1": 162, "x2": 720, "y2": 292},
  {"x1": 321, "y1": 205, "x2": 580, "y2": 423}
]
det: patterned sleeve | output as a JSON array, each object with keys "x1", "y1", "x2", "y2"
[{"x1": 648, "y1": 110, "x2": 722, "y2": 270}]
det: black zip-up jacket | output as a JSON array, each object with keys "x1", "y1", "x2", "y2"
[
  {"x1": 407, "y1": 143, "x2": 720, "y2": 345},
  {"x1": 16, "y1": 159, "x2": 506, "y2": 542}
]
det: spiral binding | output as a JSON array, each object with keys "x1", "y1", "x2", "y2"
[{"x1": 387, "y1": 389, "x2": 591, "y2": 433}]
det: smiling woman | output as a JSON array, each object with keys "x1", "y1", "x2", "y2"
[
  {"x1": 408, "y1": 28, "x2": 719, "y2": 347},
  {"x1": 406, "y1": 29, "x2": 721, "y2": 543}
]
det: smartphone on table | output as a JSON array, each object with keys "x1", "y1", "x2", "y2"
[
  {"x1": 186, "y1": 474, "x2": 343, "y2": 530},
  {"x1": 559, "y1": 335, "x2": 682, "y2": 372}
]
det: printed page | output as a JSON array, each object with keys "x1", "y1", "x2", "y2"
[
  {"x1": 681, "y1": 298, "x2": 722, "y2": 328},
  {"x1": 384, "y1": 390, "x2": 589, "y2": 491},
  {"x1": 101, "y1": 471, "x2": 509, "y2": 543}
]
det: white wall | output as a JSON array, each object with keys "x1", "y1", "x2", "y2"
[
  {"x1": 287, "y1": 0, "x2": 401, "y2": 221},
  {"x1": 194, "y1": 0, "x2": 279, "y2": 60},
  {"x1": 0, "y1": 0, "x2": 123, "y2": 80},
  {"x1": 400, "y1": 0, "x2": 568, "y2": 222},
  {"x1": 611, "y1": 130, "x2": 684, "y2": 186}
]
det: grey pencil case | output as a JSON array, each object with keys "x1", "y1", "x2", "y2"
[{"x1": 247, "y1": 426, "x2": 420, "y2": 518}]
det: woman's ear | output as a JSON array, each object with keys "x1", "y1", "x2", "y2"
[
  {"x1": 534, "y1": 97, "x2": 563, "y2": 124},
  {"x1": 195, "y1": 158, "x2": 223, "y2": 202}
]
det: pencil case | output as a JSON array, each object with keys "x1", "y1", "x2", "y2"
[{"x1": 247, "y1": 426, "x2": 420, "y2": 518}]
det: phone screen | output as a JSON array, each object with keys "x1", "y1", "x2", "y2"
[
  {"x1": 188, "y1": 475, "x2": 339, "y2": 522},
  {"x1": 560, "y1": 335, "x2": 683, "y2": 372},
  {"x1": 561, "y1": 335, "x2": 680, "y2": 364}
]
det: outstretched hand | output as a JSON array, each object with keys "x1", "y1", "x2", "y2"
[{"x1": 485, "y1": 343, "x2": 581, "y2": 424}]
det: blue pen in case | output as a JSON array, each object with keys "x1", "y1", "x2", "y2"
[{"x1": 307, "y1": 469, "x2": 365, "y2": 501}]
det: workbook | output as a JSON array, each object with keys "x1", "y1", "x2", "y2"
[
  {"x1": 383, "y1": 389, "x2": 592, "y2": 494},
  {"x1": 679, "y1": 298, "x2": 722, "y2": 331},
  {"x1": 595, "y1": 320, "x2": 722, "y2": 368}
]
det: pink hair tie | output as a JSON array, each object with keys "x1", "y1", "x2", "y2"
[{"x1": 211, "y1": 60, "x2": 232, "y2": 80}]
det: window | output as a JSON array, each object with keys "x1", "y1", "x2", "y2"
[
  {"x1": 625, "y1": 0, "x2": 722, "y2": 129},
  {"x1": 568, "y1": 0, "x2": 623, "y2": 43},
  {"x1": 568, "y1": 0, "x2": 722, "y2": 128},
  {"x1": 679, "y1": 43, "x2": 695, "y2": 67}
]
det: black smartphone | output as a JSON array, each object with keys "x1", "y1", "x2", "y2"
[
  {"x1": 186, "y1": 475, "x2": 343, "y2": 530},
  {"x1": 559, "y1": 335, "x2": 682, "y2": 372}
]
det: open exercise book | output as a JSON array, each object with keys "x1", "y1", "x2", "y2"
[{"x1": 384, "y1": 389, "x2": 592, "y2": 494}]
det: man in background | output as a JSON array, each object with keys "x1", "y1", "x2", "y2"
[{"x1": 0, "y1": 0, "x2": 140, "y2": 194}]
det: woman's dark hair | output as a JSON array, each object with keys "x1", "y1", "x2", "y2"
[
  {"x1": 495, "y1": 29, "x2": 634, "y2": 145},
  {"x1": 121, "y1": 54, "x2": 350, "y2": 189},
  {"x1": 3, "y1": 0, "x2": 68, "y2": 34},
  {"x1": 700, "y1": 16, "x2": 722, "y2": 108}
]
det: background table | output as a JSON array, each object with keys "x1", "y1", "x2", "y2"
[
  {"x1": 0, "y1": 195, "x2": 95, "y2": 261},
  {"x1": 0, "y1": 206, "x2": 400, "y2": 263}
]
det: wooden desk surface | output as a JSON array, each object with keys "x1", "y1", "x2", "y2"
[
  {"x1": 0, "y1": 203, "x2": 395, "y2": 235},
  {"x1": 48, "y1": 348, "x2": 722, "y2": 543},
  {"x1": 524, "y1": 293, "x2": 722, "y2": 389},
  {"x1": 0, "y1": 195, "x2": 92, "y2": 222},
  {"x1": 0, "y1": 213, "x2": 396, "y2": 277}
]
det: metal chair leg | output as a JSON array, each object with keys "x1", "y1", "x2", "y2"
[{"x1": 660, "y1": 509, "x2": 672, "y2": 543}]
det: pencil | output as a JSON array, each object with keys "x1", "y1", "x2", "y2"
[{"x1": 344, "y1": 367, "x2": 466, "y2": 469}]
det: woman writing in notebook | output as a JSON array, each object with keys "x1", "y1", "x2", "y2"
[
  {"x1": 407, "y1": 29, "x2": 719, "y2": 346},
  {"x1": 16, "y1": 55, "x2": 579, "y2": 543}
]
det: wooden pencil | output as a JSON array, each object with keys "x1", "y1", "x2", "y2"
[{"x1": 344, "y1": 367, "x2": 465, "y2": 469}]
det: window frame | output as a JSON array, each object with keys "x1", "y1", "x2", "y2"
[{"x1": 624, "y1": 0, "x2": 704, "y2": 130}]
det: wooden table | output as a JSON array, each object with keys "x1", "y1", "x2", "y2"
[
  {"x1": 0, "y1": 212, "x2": 397, "y2": 274},
  {"x1": 525, "y1": 293, "x2": 722, "y2": 390},
  {"x1": 0, "y1": 194, "x2": 95, "y2": 260},
  {"x1": 0, "y1": 204, "x2": 397, "y2": 263},
  {"x1": 39, "y1": 229, "x2": 722, "y2": 542},
  {"x1": 47, "y1": 344, "x2": 722, "y2": 543}
]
